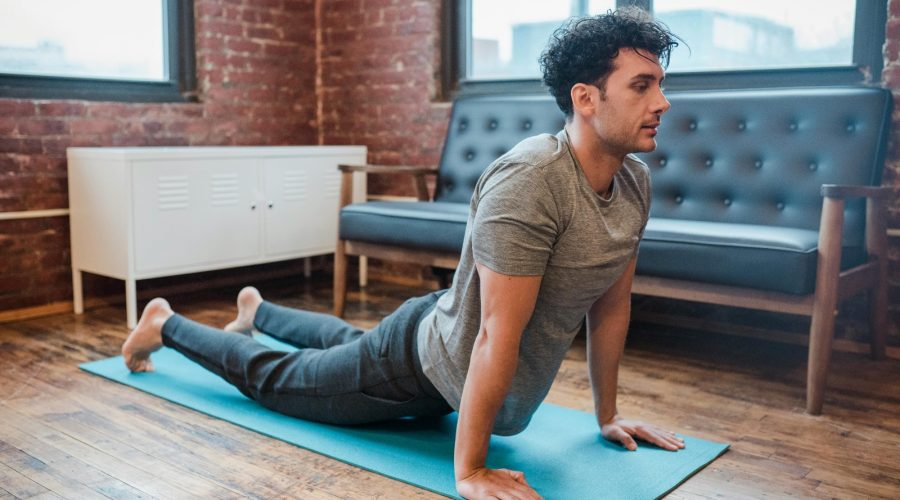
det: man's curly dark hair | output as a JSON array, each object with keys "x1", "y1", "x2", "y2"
[{"x1": 539, "y1": 8, "x2": 680, "y2": 117}]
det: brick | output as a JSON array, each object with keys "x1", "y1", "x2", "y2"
[
  {"x1": 0, "y1": 99, "x2": 36, "y2": 116},
  {"x1": 247, "y1": 26, "x2": 282, "y2": 40},
  {"x1": 19, "y1": 119, "x2": 68, "y2": 136},
  {"x1": 225, "y1": 38, "x2": 264, "y2": 53},
  {"x1": 68, "y1": 118, "x2": 121, "y2": 136}
]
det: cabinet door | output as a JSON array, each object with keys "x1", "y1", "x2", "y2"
[
  {"x1": 132, "y1": 158, "x2": 261, "y2": 274},
  {"x1": 262, "y1": 156, "x2": 342, "y2": 257}
]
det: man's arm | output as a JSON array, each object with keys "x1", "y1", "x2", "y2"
[
  {"x1": 455, "y1": 263, "x2": 543, "y2": 500},
  {"x1": 587, "y1": 256, "x2": 685, "y2": 451}
]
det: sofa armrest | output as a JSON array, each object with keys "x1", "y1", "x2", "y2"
[
  {"x1": 338, "y1": 164, "x2": 438, "y2": 202},
  {"x1": 820, "y1": 184, "x2": 891, "y2": 199},
  {"x1": 818, "y1": 184, "x2": 889, "y2": 272}
]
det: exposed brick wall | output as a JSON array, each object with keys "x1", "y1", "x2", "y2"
[
  {"x1": 883, "y1": 0, "x2": 900, "y2": 338},
  {"x1": 318, "y1": 0, "x2": 450, "y2": 197},
  {"x1": 0, "y1": 0, "x2": 317, "y2": 310}
]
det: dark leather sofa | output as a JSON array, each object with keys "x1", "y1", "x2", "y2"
[{"x1": 335, "y1": 87, "x2": 893, "y2": 415}]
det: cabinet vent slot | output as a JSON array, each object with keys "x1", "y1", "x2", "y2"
[
  {"x1": 210, "y1": 173, "x2": 240, "y2": 206},
  {"x1": 283, "y1": 170, "x2": 307, "y2": 201},
  {"x1": 323, "y1": 173, "x2": 340, "y2": 197},
  {"x1": 157, "y1": 175, "x2": 189, "y2": 210}
]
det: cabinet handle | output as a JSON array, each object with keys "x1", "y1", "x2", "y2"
[
  {"x1": 250, "y1": 203, "x2": 257, "y2": 210},
  {"x1": 267, "y1": 201, "x2": 274, "y2": 209}
]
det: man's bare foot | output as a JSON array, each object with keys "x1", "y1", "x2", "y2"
[
  {"x1": 122, "y1": 298, "x2": 174, "y2": 372},
  {"x1": 223, "y1": 286, "x2": 263, "y2": 335}
]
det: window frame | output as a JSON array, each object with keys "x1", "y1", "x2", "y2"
[
  {"x1": 0, "y1": 0, "x2": 197, "y2": 103},
  {"x1": 445, "y1": 0, "x2": 887, "y2": 97}
]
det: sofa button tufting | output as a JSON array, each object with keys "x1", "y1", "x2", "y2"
[
  {"x1": 789, "y1": 122, "x2": 798, "y2": 131},
  {"x1": 458, "y1": 120, "x2": 468, "y2": 132},
  {"x1": 674, "y1": 195, "x2": 684, "y2": 204},
  {"x1": 808, "y1": 162, "x2": 818, "y2": 171},
  {"x1": 688, "y1": 121, "x2": 697, "y2": 131},
  {"x1": 723, "y1": 198, "x2": 732, "y2": 206},
  {"x1": 846, "y1": 123, "x2": 856, "y2": 133},
  {"x1": 487, "y1": 119, "x2": 498, "y2": 130},
  {"x1": 522, "y1": 120, "x2": 532, "y2": 130},
  {"x1": 776, "y1": 202, "x2": 785, "y2": 210},
  {"x1": 659, "y1": 157, "x2": 667, "y2": 166},
  {"x1": 754, "y1": 160, "x2": 763, "y2": 169},
  {"x1": 464, "y1": 151, "x2": 475, "y2": 161},
  {"x1": 737, "y1": 121, "x2": 746, "y2": 131},
  {"x1": 705, "y1": 158, "x2": 714, "y2": 167}
]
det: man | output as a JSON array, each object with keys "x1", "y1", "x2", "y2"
[{"x1": 122, "y1": 9, "x2": 683, "y2": 500}]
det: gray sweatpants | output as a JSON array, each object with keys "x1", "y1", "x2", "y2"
[{"x1": 160, "y1": 290, "x2": 452, "y2": 425}]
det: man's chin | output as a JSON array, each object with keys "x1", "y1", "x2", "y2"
[{"x1": 633, "y1": 141, "x2": 657, "y2": 153}]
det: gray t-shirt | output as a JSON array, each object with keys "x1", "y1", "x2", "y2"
[{"x1": 417, "y1": 129, "x2": 651, "y2": 435}]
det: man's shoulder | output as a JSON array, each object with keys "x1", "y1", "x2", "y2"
[
  {"x1": 497, "y1": 133, "x2": 568, "y2": 170},
  {"x1": 479, "y1": 133, "x2": 569, "y2": 186}
]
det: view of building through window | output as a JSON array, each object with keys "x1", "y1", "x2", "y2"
[
  {"x1": 0, "y1": 0, "x2": 165, "y2": 82},
  {"x1": 470, "y1": 0, "x2": 855, "y2": 80}
]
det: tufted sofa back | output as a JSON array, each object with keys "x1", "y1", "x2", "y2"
[
  {"x1": 435, "y1": 95, "x2": 566, "y2": 204},
  {"x1": 435, "y1": 88, "x2": 891, "y2": 246},
  {"x1": 639, "y1": 87, "x2": 892, "y2": 245}
]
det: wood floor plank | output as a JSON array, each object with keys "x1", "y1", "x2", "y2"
[
  {"x1": 0, "y1": 275, "x2": 898, "y2": 499},
  {"x1": 0, "y1": 460, "x2": 51, "y2": 498}
]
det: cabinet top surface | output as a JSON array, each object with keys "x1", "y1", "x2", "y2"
[{"x1": 67, "y1": 145, "x2": 367, "y2": 160}]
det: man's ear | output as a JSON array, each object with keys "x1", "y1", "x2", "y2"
[{"x1": 570, "y1": 83, "x2": 596, "y2": 118}]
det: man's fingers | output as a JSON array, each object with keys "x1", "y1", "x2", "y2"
[
  {"x1": 508, "y1": 469, "x2": 528, "y2": 485},
  {"x1": 612, "y1": 428, "x2": 638, "y2": 451},
  {"x1": 635, "y1": 426, "x2": 685, "y2": 451}
]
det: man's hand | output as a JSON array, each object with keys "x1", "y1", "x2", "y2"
[
  {"x1": 601, "y1": 415, "x2": 686, "y2": 452},
  {"x1": 457, "y1": 467, "x2": 543, "y2": 500}
]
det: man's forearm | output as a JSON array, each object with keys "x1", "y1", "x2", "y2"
[
  {"x1": 587, "y1": 258, "x2": 636, "y2": 426},
  {"x1": 588, "y1": 314, "x2": 629, "y2": 424},
  {"x1": 454, "y1": 327, "x2": 519, "y2": 479}
]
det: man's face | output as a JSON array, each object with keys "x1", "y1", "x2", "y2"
[{"x1": 589, "y1": 48, "x2": 670, "y2": 155}]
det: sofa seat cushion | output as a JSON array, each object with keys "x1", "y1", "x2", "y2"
[
  {"x1": 637, "y1": 218, "x2": 863, "y2": 295},
  {"x1": 340, "y1": 201, "x2": 469, "y2": 253}
]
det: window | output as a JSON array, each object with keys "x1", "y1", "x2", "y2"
[
  {"x1": 0, "y1": 0, "x2": 196, "y2": 102},
  {"x1": 656, "y1": 0, "x2": 855, "y2": 72},
  {"x1": 450, "y1": 0, "x2": 886, "y2": 94}
]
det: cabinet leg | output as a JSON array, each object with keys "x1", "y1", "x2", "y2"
[
  {"x1": 72, "y1": 268, "x2": 84, "y2": 314},
  {"x1": 304, "y1": 257, "x2": 312, "y2": 279},
  {"x1": 126, "y1": 278, "x2": 138, "y2": 329}
]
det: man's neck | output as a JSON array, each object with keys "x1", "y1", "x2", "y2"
[{"x1": 565, "y1": 122, "x2": 625, "y2": 197}]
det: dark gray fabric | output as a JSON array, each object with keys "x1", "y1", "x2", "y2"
[
  {"x1": 160, "y1": 291, "x2": 451, "y2": 425},
  {"x1": 339, "y1": 201, "x2": 469, "y2": 253},
  {"x1": 418, "y1": 130, "x2": 651, "y2": 436}
]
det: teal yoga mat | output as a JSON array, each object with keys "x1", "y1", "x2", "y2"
[{"x1": 81, "y1": 335, "x2": 728, "y2": 499}]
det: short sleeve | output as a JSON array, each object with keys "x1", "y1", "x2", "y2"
[{"x1": 471, "y1": 165, "x2": 559, "y2": 276}]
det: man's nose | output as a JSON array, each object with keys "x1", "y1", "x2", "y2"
[{"x1": 655, "y1": 91, "x2": 671, "y2": 115}]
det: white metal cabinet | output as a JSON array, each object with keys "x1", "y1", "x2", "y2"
[{"x1": 67, "y1": 146, "x2": 367, "y2": 327}]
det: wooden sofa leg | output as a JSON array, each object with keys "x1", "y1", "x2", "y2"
[
  {"x1": 807, "y1": 197, "x2": 844, "y2": 415},
  {"x1": 333, "y1": 240, "x2": 348, "y2": 317},
  {"x1": 807, "y1": 296, "x2": 838, "y2": 415},
  {"x1": 867, "y1": 197, "x2": 889, "y2": 360},
  {"x1": 870, "y1": 280, "x2": 888, "y2": 360}
]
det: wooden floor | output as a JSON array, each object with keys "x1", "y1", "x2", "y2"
[{"x1": 1, "y1": 275, "x2": 899, "y2": 499}]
